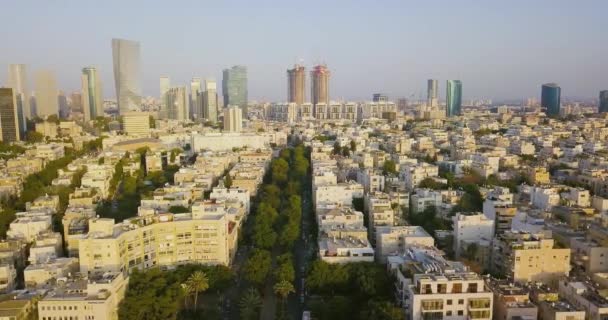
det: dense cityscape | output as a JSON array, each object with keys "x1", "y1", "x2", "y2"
[{"x1": 1, "y1": 2, "x2": 608, "y2": 320}]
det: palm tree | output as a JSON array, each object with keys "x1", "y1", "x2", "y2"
[
  {"x1": 273, "y1": 280, "x2": 295, "y2": 300},
  {"x1": 180, "y1": 282, "x2": 194, "y2": 309},
  {"x1": 239, "y1": 288, "x2": 262, "y2": 320},
  {"x1": 186, "y1": 271, "x2": 209, "y2": 311}
]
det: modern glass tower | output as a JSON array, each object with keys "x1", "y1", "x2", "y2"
[
  {"x1": 190, "y1": 78, "x2": 202, "y2": 119},
  {"x1": 446, "y1": 80, "x2": 462, "y2": 117},
  {"x1": 599, "y1": 90, "x2": 608, "y2": 113},
  {"x1": 427, "y1": 79, "x2": 438, "y2": 107},
  {"x1": 7, "y1": 64, "x2": 30, "y2": 132},
  {"x1": 0, "y1": 88, "x2": 21, "y2": 142},
  {"x1": 112, "y1": 38, "x2": 141, "y2": 113},
  {"x1": 222, "y1": 65, "x2": 248, "y2": 115},
  {"x1": 81, "y1": 67, "x2": 104, "y2": 121},
  {"x1": 541, "y1": 83, "x2": 561, "y2": 116}
]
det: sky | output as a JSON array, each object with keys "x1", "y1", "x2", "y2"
[{"x1": 1, "y1": 0, "x2": 607, "y2": 102}]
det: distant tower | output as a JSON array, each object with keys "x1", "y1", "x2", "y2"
[
  {"x1": 446, "y1": 80, "x2": 462, "y2": 117},
  {"x1": 34, "y1": 70, "x2": 59, "y2": 118},
  {"x1": 541, "y1": 83, "x2": 561, "y2": 116},
  {"x1": 427, "y1": 79, "x2": 438, "y2": 107},
  {"x1": 372, "y1": 93, "x2": 388, "y2": 102},
  {"x1": 287, "y1": 64, "x2": 306, "y2": 105},
  {"x1": 190, "y1": 77, "x2": 202, "y2": 119},
  {"x1": 599, "y1": 90, "x2": 608, "y2": 113},
  {"x1": 7, "y1": 64, "x2": 30, "y2": 132},
  {"x1": 222, "y1": 65, "x2": 248, "y2": 114},
  {"x1": 311, "y1": 65, "x2": 330, "y2": 106},
  {"x1": 203, "y1": 79, "x2": 219, "y2": 123},
  {"x1": 159, "y1": 76, "x2": 170, "y2": 119},
  {"x1": 223, "y1": 106, "x2": 243, "y2": 132},
  {"x1": 0, "y1": 88, "x2": 21, "y2": 142},
  {"x1": 166, "y1": 87, "x2": 188, "y2": 121},
  {"x1": 81, "y1": 67, "x2": 104, "y2": 121},
  {"x1": 112, "y1": 38, "x2": 141, "y2": 113}
]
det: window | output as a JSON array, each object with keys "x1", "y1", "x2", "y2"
[
  {"x1": 458, "y1": 310, "x2": 464, "y2": 316},
  {"x1": 447, "y1": 299, "x2": 453, "y2": 305},
  {"x1": 458, "y1": 299, "x2": 464, "y2": 305},
  {"x1": 446, "y1": 311, "x2": 452, "y2": 316}
]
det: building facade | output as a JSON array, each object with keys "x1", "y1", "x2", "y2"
[
  {"x1": 7, "y1": 64, "x2": 30, "y2": 132},
  {"x1": 446, "y1": 80, "x2": 462, "y2": 117},
  {"x1": 34, "y1": 70, "x2": 59, "y2": 118},
  {"x1": 541, "y1": 83, "x2": 561, "y2": 116},
  {"x1": 81, "y1": 67, "x2": 104, "y2": 121},
  {"x1": 311, "y1": 65, "x2": 330, "y2": 106},
  {"x1": 203, "y1": 79, "x2": 219, "y2": 122},
  {"x1": 223, "y1": 106, "x2": 243, "y2": 132},
  {"x1": 222, "y1": 65, "x2": 248, "y2": 113},
  {"x1": 599, "y1": 90, "x2": 608, "y2": 113},
  {"x1": 112, "y1": 38, "x2": 141, "y2": 113},
  {"x1": 427, "y1": 79, "x2": 439, "y2": 107},
  {"x1": 287, "y1": 64, "x2": 306, "y2": 105},
  {"x1": 0, "y1": 88, "x2": 21, "y2": 142}
]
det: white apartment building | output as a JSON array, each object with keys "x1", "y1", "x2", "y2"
[
  {"x1": 411, "y1": 188, "x2": 443, "y2": 214},
  {"x1": 375, "y1": 226, "x2": 434, "y2": 262},
  {"x1": 558, "y1": 279, "x2": 608, "y2": 320},
  {"x1": 313, "y1": 181, "x2": 364, "y2": 210},
  {"x1": 401, "y1": 163, "x2": 439, "y2": 190},
  {"x1": 452, "y1": 213, "x2": 494, "y2": 258}
]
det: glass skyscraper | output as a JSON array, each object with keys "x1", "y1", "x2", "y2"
[
  {"x1": 446, "y1": 80, "x2": 462, "y2": 117},
  {"x1": 0, "y1": 88, "x2": 21, "y2": 142},
  {"x1": 7, "y1": 64, "x2": 30, "y2": 133},
  {"x1": 541, "y1": 83, "x2": 561, "y2": 116},
  {"x1": 599, "y1": 90, "x2": 608, "y2": 113},
  {"x1": 112, "y1": 38, "x2": 141, "y2": 113},
  {"x1": 81, "y1": 67, "x2": 103, "y2": 121},
  {"x1": 427, "y1": 79, "x2": 438, "y2": 107},
  {"x1": 222, "y1": 65, "x2": 248, "y2": 115}
]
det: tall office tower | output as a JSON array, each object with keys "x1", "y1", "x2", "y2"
[
  {"x1": 34, "y1": 70, "x2": 59, "y2": 118},
  {"x1": 203, "y1": 79, "x2": 219, "y2": 122},
  {"x1": 112, "y1": 38, "x2": 141, "y2": 113},
  {"x1": 222, "y1": 65, "x2": 248, "y2": 114},
  {"x1": 159, "y1": 76, "x2": 170, "y2": 119},
  {"x1": 311, "y1": 65, "x2": 330, "y2": 106},
  {"x1": 166, "y1": 87, "x2": 189, "y2": 121},
  {"x1": 7, "y1": 64, "x2": 30, "y2": 132},
  {"x1": 427, "y1": 79, "x2": 439, "y2": 107},
  {"x1": 372, "y1": 93, "x2": 388, "y2": 102},
  {"x1": 0, "y1": 89, "x2": 21, "y2": 142},
  {"x1": 541, "y1": 83, "x2": 561, "y2": 116},
  {"x1": 446, "y1": 80, "x2": 462, "y2": 117},
  {"x1": 81, "y1": 67, "x2": 104, "y2": 121},
  {"x1": 223, "y1": 106, "x2": 242, "y2": 132},
  {"x1": 287, "y1": 64, "x2": 306, "y2": 105},
  {"x1": 599, "y1": 90, "x2": 608, "y2": 113},
  {"x1": 70, "y1": 92, "x2": 83, "y2": 114},
  {"x1": 190, "y1": 77, "x2": 202, "y2": 119},
  {"x1": 58, "y1": 91, "x2": 69, "y2": 118}
]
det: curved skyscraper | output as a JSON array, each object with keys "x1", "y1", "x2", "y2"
[
  {"x1": 446, "y1": 80, "x2": 462, "y2": 117},
  {"x1": 541, "y1": 83, "x2": 561, "y2": 116},
  {"x1": 599, "y1": 90, "x2": 608, "y2": 113},
  {"x1": 112, "y1": 38, "x2": 141, "y2": 113},
  {"x1": 81, "y1": 67, "x2": 103, "y2": 121}
]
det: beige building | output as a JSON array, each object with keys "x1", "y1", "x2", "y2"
[
  {"x1": 492, "y1": 231, "x2": 571, "y2": 286},
  {"x1": 223, "y1": 106, "x2": 242, "y2": 132},
  {"x1": 122, "y1": 111, "x2": 151, "y2": 136},
  {"x1": 528, "y1": 167, "x2": 551, "y2": 185},
  {"x1": 486, "y1": 279, "x2": 538, "y2": 320},
  {"x1": 37, "y1": 272, "x2": 127, "y2": 320}
]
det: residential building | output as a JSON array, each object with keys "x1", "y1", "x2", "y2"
[
  {"x1": 453, "y1": 213, "x2": 494, "y2": 258},
  {"x1": 122, "y1": 112, "x2": 150, "y2": 136},
  {"x1": 375, "y1": 226, "x2": 434, "y2": 262},
  {"x1": 559, "y1": 279, "x2": 608, "y2": 320},
  {"x1": 486, "y1": 279, "x2": 538, "y2": 320}
]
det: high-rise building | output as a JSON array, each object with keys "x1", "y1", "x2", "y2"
[
  {"x1": 541, "y1": 83, "x2": 561, "y2": 116},
  {"x1": 190, "y1": 77, "x2": 202, "y2": 119},
  {"x1": 446, "y1": 80, "x2": 462, "y2": 117},
  {"x1": 34, "y1": 70, "x2": 59, "y2": 118},
  {"x1": 222, "y1": 65, "x2": 248, "y2": 114},
  {"x1": 81, "y1": 67, "x2": 104, "y2": 121},
  {"x1": 223, "y1": 106, "x2": 242, "y2": 132},
  {"x1": 7, "y1": 64, "x2": 30, "y2": 132},
  {"x1": 112, "y1": 38, "x2": 141, "y2": 113},
  {"x1": 166, "y1": 87, "x2": 188, "y2": 121},
  {"x1": 372, "y1": 93, "x2": 388, "y2": 102},
  {"x1": 159, "y1": 76, "x2": 170, "y2": 119},
  {"x1": 0, "y1": 88, "x2": 21, "y2": 142},
  {"x1": 427, "y1": 79, "x2": 438, "y2": 107},
  {"x1": 203, "y1": 79, "x2": 219, "y2": 123},
  {"x1": 70, "y1": 92, "x2": 83, "y2": 114},
  {"x1": 311, "y1": 65, "x2": 330, "y2": 106},
  {"x1": 599, "y1": 90, "x2": 608, "y2": 113},
  {"x1": 58, "y1": 91, "x2": 69, "y2": 119},
  {"x1": 287, "y1": 64, "x2": 306, "y2": 105}
]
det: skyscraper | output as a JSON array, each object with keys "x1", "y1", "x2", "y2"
[
  {"x1": 311, "y1": 65, "x2": 330, "y2": 106},
  {"x1": 58, "y1": 91, "x2": 69, "y2": 119},
  {"x1": 222, "y1": 65, "x2": 248, "y2": 115},
  {"x1": 287, "y1": 64, "x2": 306, "y2": 105},
  {"x1": 81, "y1": 67, "x2": 104, "y2": 121},
  {"x1": 599, "y1": 90, "x2": 608, "y2": 113},
  {"x1": 159, "y1": 76, "x2": 170, "y2": 119},
  {"x1": 223, "y1": 106, "x2": 242, "y2": 132},
  {"x1": 7, "y1": 64, "x2": 30, "y2": 132},
  {"x1": 427, "y1": 79, "x2": 439, "y2": 107},
  {"x1": 446, "y1": 80, "x2": 462, "y2": 117},
  {"x1": 203, "y1": 79, "x2": 219, "y2": 123},
  {"x1": 34, "y1": 70, "x2": 59, "y2": 118},
  {"x1": 541, "y1": 83, "x2": 561, "y2": 116},
  {"x1": 112, "y1": 38, "x2": 141, "y2": 113},
  {"x1": 166, "y1": 87, "x2": 188, "y2": 121},
  {"x1": 190, "y1": 78, "x2": 202, "y2": 119},
  {"x1": 0, "y1": 88, "x2": 21, "y2": 142},
  {"x1": 70, "y1": 92, "x2": 83, "y2": 114}
]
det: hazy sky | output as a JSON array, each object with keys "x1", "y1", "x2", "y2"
[{"x1": 1, "y1": 0, "x2": 607, "y2": 102}]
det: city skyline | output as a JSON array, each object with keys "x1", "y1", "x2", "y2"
[{"x1": 0, "y1": 1, "x2": 606, "y2": 102}]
